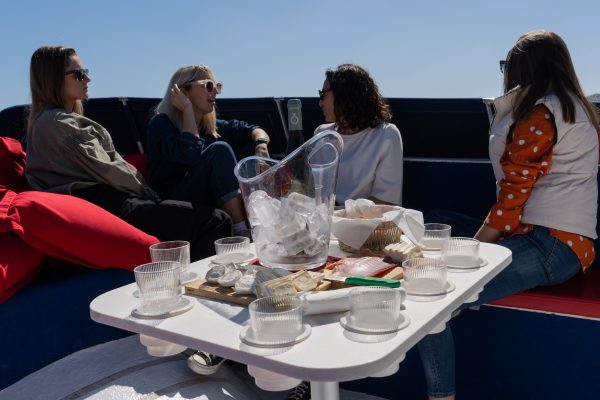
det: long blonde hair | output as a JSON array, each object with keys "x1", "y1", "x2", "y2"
[
  {"x1": 155, "y1": 65, "x2": 218, "y2": 138},
  {"x1": 28, "y1": 46, "x2": 83, "y2": 134}
]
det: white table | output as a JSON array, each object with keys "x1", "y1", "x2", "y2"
[{"x1": 90, "y1": 242, "x2": 511, "y2": 400}]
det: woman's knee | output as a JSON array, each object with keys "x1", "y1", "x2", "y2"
[{"x1": 203, "y1": 141, "x2": 236, "y2": 163}]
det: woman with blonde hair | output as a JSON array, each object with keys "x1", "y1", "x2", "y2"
[
  {"x1": 25, "y1": 46, "x2": 231, "y2": 261},
  {"x1": 147, "y1": 65, "x2": 269, "y2": 235},
  {"x1": 418, "y1": 30, "x2": 599, "y2": 400}
]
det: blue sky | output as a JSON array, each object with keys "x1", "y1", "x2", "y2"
[{"x1": 1, "y1": 0, "x2": 599, "y2": 110}]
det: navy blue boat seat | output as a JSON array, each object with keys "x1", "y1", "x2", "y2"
[
  {"x1": 0, "y1": 264, "x2": 134, "y2": 389},
  {"x1": 217, "y1": 97, "x2": 288, "y2": 159}
]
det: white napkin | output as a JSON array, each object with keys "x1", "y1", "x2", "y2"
[
  {"x1": 300, "y1": 287, "x2": 407, "y2": 316},
  {"x1": 300, "y1": 287, "x2": 354, "y2": 315},
  {"x1": 331, "y1": 199, "x2": 425, "y2": 249}
]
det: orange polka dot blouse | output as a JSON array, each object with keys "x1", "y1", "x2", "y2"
[{"x1": 485, "y1": 104, "x2": 596, "y2": 270}]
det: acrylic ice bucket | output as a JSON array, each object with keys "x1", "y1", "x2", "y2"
[{"x1": 234, "y1": 130, "x2": 343, "y2": 270}]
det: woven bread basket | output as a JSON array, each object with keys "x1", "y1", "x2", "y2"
[{"x1": 338, "y1": 220, "x2": 402, "y2": 254}]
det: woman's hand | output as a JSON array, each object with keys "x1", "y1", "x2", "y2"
[
  {"x1": 254, "y1": 143, "x2": 270, "y2": 157},
  {"x1": 251, "y1": 128, "x2": 270, "y2": 157},
  {"x1": 170, "y1": 84, "x2": 199, "y2": 136},
  {"x1": 474, "y1": 224, "x2": 501, "y2": 243},
  {"x1": 170, "y1": 84, "x2": 192, "y2": 112}
]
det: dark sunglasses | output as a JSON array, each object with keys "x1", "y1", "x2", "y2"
[
  {"x1": 65, "y1": 68, "x2": 89, "y2": 81},
  {"x1": 499, "y1": 60, "x2": 506, "y2": 74},
  {"x1": 318, "y1": 88, "x2": 332, "y2": 100}
]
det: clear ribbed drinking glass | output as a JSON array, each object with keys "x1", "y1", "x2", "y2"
[
  {"x1": 347, "y1": 286, "x2": 402, "y2": 333},
  {"x1": 402, "y1": 258, "x2": 447, "y2": 295},
  {"x1": 149, "y1": 241, "x2": 192, "y2": 282},
  {"x1": 214, "y1": 236, "x2": 252, "y2": 263},
  {"x1": 249, "y1": 295, "x2": 303, "y2": 344},
  {"x1": 134, "y1": 261, "x2": 181, "y2": 315},
  {"x1": 422, "y1": 223, "x2": 452, "y2": 250},
  {"x1": 442, "y1": 237, "x2": 480, "y2": 268}
]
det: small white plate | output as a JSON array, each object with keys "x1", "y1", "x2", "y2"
[
  {"x1": 181, "y1": 271, "x2": 200, "y2": 284},
  {"x1": 340, "y1": 312, "x2": 411, "y2": 335},
  {"x1": 239, "y1": 323, "x2": 312, "y2": 348},
  {"x1": 405, "y1": 281, "x2": 456, "y2": 297},
  {"x1": 132, "y1": 297, "x2": 193, "y2": 319},
  {"x1": 212, "y1": 253, "x2": 256, "y2": 265},
  {"x1": 446, "y1": 257, "x2": 488, "y2": 270}
]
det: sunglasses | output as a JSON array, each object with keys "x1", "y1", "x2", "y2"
[
  {"x1": 65, "y1": 68, "x2": 89, "y2": 81},
  {"x1": 499, "y1": 60, "x2": 507, "y2": 74},
  {"x1": 318, "y1": 88, "x2": 332, "y2": 100},
  {"x1": 184, "y1": 79, "x2": 223, "y2": 94}
]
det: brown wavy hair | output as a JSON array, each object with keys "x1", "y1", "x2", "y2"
[
  {"x1": 325, "y1": 64, "x2": 392, "y2": 132},
  {"x1": 504, "y1": 30, "x2": 599, "y2": 130},
  {"x1": 28, "y1": 46, "x2": 82, "y2": 134}
]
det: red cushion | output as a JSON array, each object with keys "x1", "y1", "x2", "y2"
[
  {"x1": 0, "y1": 187, "x2": 159, "y2": 270},
  {"x1": 489, "y1": 269, "x2": 600, "y2": 319},
  {"x1": 0, "y1": 232, "x2": 46, "y2": 304},
  {"x1": 123, "y1": 153, "x2": 148, "y2": 181},
  {"x1": 0, "y1": 137, "x2": 27, "y2": 189}
]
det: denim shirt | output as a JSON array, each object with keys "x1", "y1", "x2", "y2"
[
  {"x1": 146, "y1": 114, "x2": 258, "y2": 197},
  {"x1": 205, "y1": 119, "x2": 259, "y2": 161}
]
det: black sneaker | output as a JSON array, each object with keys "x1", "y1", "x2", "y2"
[
  {"x1": 285, "y1": 381, "x2": 311, "y2": 400},
  {"x1": 186, "y1": 351, "x2": 226, "y2": 375}
]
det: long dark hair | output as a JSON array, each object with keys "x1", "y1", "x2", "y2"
[
  {"x1": 325, "y1": 64, "x2": 392, "y2": 132},
  {"x1": 504, "y1": 30, "x2": 599, "y2": 129},
  {"x1": 28, "y1": 46, "x2": 83, "y2": 134}
]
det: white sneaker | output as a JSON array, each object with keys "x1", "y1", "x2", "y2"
[{"x1": 186, "y1": 351, "x2": 226, "y2": 375}]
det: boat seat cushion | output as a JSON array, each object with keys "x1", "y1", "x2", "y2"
[
  {"x1": 122, "y1": 153, "x2": 148, "y2": 180},
  {"x1": 0, "y1": 232, "x2": 46, "y2": 304},
  {"x1": 489, "y1": 268, "x2": 600, "y2": 319},
  {"x1": 0, "y1": 136, "x2": 27, "y2": 190},
  {"x1": 0, "y1": 187, "x2": 159, "y2": 272}
]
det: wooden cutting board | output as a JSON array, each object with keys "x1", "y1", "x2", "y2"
[
  {"x1": 185, "y1": 279, "x2": 256, "y2": 305},
  {"x1": 184, "y1": 266, "x2": 403, "y2": 306}
]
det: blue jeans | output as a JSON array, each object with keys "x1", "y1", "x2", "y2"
[
  {"x1": 418, "y1": 210, "x2": 581, "y2": 398},
  {"x1": 172, "y1": 141, "x2": 241, "y2": 208}
]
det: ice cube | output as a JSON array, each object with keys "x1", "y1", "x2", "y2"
[
  {"x1": 278, "y1": 212, "x2": 306, "y2": 238},
  {"x1": 285, "y1": 192, "x2": 316, "y2": 218},
  {"x1": 307, "y1": 204, "x2": 330, "y2": 236},
  {"x1": 253, "y1": 225, "x2": 281, "y2": 245},
  {"x1": 282, "y1": 230, "x2": 314, "y2": 255},
  {"x1": 248, "y1": 190, "x2": 279, "y2": 227},
  {"x1": 304, "y1": 236, "x2": 327, "y2": 256},
  {"x1": 261, "y1": 243, "x2": 289, "y2": 257}
]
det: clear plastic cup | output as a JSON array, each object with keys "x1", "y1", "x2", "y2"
[
  {"x1": 248, "y1": 296, "x2": 303, "y2": 344},
  {"x1": 421, "y1": 223, "x2": 452, "y2": 250},
  {"x1": 442, "y1": 237, "x2": 480, "y2": 268},
  {"x1": 134, "y1": 261, "x2": 182, "y2": 315},
  {"x1": 149, "y1": 241, "x2": 194, "y2": 282},
  {"x1": 214, "y1": 236, "x2": 252, "y2": 264},
  {"x1": 347, "y1": 286, "x2": 402, "y2": 332},
  {"x1": 402, "y1": 258, "x2": 447, "y2": 295}
]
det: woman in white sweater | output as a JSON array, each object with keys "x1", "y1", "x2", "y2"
[{"x1": 314, "y1": 64, "x2": 403, "y2": 205}]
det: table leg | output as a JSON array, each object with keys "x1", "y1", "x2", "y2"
[{"x1": 311, "y1": 381, "x2": 339, "y2": 400}]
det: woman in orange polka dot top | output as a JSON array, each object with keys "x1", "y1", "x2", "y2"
[{"x1": 418, "y1": 30, "x2": 600, "y2": 400}]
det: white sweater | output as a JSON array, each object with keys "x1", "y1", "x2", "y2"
[
  {"x1": 314, "y1": 122, "x2": 403, "y2": 205},
  {"x1": 489, "y1": 89, "x2": 598, "y2": 238}
]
